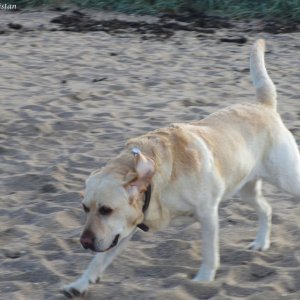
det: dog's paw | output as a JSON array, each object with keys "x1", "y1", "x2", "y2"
[
  {"x1": 61, "y1": 278, "x2": 89, "y2": 298},
  {"x1": 61, "y1": 287, "x2": 85, "y2": 299},
  {"x1": 193, "y1": 273, "x2": 215, "y2": 282},
  {"x1": 248, "y1": 238, "x2": 270, "y2": 251},
  {"x1": 192, "y1": 265, "x2": 216, "y2": 282}
]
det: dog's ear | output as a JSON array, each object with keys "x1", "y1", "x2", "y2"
[{"x1": 125, "y1": 148, "x2": 155, "y2": 197}]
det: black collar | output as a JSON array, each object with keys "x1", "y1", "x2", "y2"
[{"x1": 137, "y1": 184, "x2": 151, "y2": 232}]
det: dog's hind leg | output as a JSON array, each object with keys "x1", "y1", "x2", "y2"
[
  {"x1": 266, "y1": 129, "x2": 300, "y2": 197},
  {"x1": 61, "y1": 231, "x2": 135, "y2": 298},
  {"x1": 239, "y1": 180, "x2": 272, "y2": 251},
  {"x1": 193, "y1": 204, "x2": 220, "y2": 282},
  {"x1": 239, "y1": 129, "x2": 300, "y2": 253}
]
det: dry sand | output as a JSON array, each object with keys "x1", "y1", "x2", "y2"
[{"x1": 1, "y1": 9, "x2": 300, "y2": 300}]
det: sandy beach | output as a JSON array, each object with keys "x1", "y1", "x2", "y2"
[{"x1": 1, "y1": 8, "x2": 300, "y2": 300}]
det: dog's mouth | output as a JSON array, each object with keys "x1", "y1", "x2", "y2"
[
  {"x1": 86, "y1": 234, "x2": 120, "y2": 253},
  {"x1": 98, "y1": 234, "x2": 120, "y2": 252},
  {"x1": 109, "y1": 234, "x2": 120, "y2": 250}
]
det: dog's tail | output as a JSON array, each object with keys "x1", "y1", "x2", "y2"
[{"x1": 250, "y1": 39, "x2": 277, "y2": 109}]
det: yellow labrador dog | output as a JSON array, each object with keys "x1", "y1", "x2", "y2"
[{"x1": 62, "y1": 39, "x2": 300, "y2": 297}]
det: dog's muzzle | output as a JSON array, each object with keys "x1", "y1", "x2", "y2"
[
  {"x1": 107, "y1": 234, "x2": 120, "y2": 250},
  {"x1": 80, "y1": 230, "x2": 95, "y2": 250},
  {"x1": 80, "y1": 231, "x2": 120, "y2": 252}
]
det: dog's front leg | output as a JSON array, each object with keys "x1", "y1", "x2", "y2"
[
  {"x1": 61, "y1": 231, "x2": 135, "y2": 298},
  {"x1": 193, "y1": 206, "x2": 220, "y2": 282}
]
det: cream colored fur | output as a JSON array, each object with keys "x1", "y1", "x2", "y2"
[{"x1": 62, "y1": 39, "x2": 300, "y2": 298}]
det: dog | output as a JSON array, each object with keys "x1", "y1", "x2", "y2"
[{"x1": 62, "y1": 39, "x2": 300, "y2": 298}]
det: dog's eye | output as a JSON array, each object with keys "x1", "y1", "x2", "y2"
[
  {"x1": 99, "y1": 206, "x2": 113, "y2": 216},
  {"x1": 82, "y1": 204, "x2": 90, "y2": 213}
]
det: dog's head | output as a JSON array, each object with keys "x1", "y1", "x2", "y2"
[{"x1": 80, "y1": 149, "x2": 154, "y2": 252}]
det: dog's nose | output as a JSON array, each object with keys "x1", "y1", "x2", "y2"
[{"x1": 80, "y1": 230, "x2": 95, "y2": 250}]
